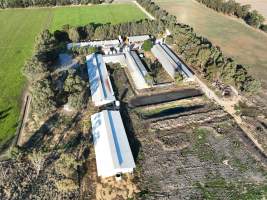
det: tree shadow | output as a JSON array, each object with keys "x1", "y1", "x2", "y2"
[
  {"x1": 120, "y1": 102, "x2": 141, "y2": 162},
  {"x1": 53, "y1": 112, "x2": 82, "y2": 151},
  {"x1": 23, "y1": 113, "x2": 60, "y2": 149},
  {"x1": 0, "y1": 107, "x2": 12, "y2": 121},
  {"x1": 142, "y1": 104, "x2": 205, "y2": 120}
]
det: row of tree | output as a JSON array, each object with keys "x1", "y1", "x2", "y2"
[
  {"x1": 136, "y1": 0, "x2": 260, "y2": 93},
  {"x1": 195, "y1": 0, "x2": 267, "y2": 32},
  {"x1": 54, "y1": 20, "x2": 165, "y2": 43},
  {"x1": 0, "y1": 0, "x2": 101, "y2": 8}
]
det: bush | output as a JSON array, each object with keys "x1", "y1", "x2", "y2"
[
  {"x1": 30, "y1": 77, "x2": 56, "y2": 116},
  {"x1": 23, "y1": 56, "x2": 48, "y2": 80},
  {"x1": 35, "y1": 30, "x2": 59, "y2": 64},
  {"x1": 142, "y1": 39, "x2": 153, "y2": 51},
  {"x1": 55, "y1": 153, "x2": 81, "y2": 178},
  {"x1": 55, "y1": 179, "x2": 78, "y2": 192},
  {"x1": 174, "y1": 71, "x2": 183, "y2": 83},
  {"x1": 68, "y1": 27, "x2": 80, "y2": 42},
  {"x1": 234, "y1": 101, "x2": 259, "y2": 117},
  {"x1": 245, "y1": 10, "x2": 265, "y2": 28},
  {"x1": 144, "y1": 74, "x2": 154, "y2": 85},
  {"x1": 260, "y1": 24, "x2": 267, "y2": 32}
]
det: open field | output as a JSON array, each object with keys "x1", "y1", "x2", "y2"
[
  {"x1": 235, "y1": 0, "x2": 267, "y2": 22},
  {"x1": 156, "y1": 0, "x2": 267, "y2": 100},
  {"x1": 0, "y1": 3, "x2": 147, "y2": 145}
]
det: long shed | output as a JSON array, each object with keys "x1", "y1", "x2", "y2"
[
  {"x1": 86, "y1": 53, "x2": 116, "y2": 107},
  {"x1": 151, "y1": 44, "x2": 194, "y2": 80},
  {"x1": 125, "y1": 51, "x2": 150, "y2": 90},
  {"x1": 91, "y1": 110, "x2": 136, "y2": 178}
]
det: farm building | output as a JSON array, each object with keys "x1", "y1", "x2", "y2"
[
  {"x1": 151, "y1": 44, "x2": 194, "y2": 81},
  {"x1": 128, "y1": 35, "x2": 150, "y2": 43},
  {"x1": 125, "y1": 51, "x2": 150, "y2": 90},
  {"x1": 91, "y1": 110, "x2": 136, "y2": 178},
  {"x1": 103, "y1": 53, "x2": 127, "y2": 66},
  {"x1": 67, "y1": 40, "x2": 120, "y2": 50},
  {"x1": 86, "y1": 53, "x2": 116, "y2": 107}
]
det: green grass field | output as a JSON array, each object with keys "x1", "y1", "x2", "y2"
[
  {"x1": 0, "y1": 4, "x2": 146, "y2": 145},
  {"x1": 156, "y1": 0, "x2": 267, "y2": 95}
]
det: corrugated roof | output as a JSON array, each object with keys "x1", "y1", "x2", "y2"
[
  {"x1": 67, "y1": 40, "x2": 120, "y2": 50},
  {"x1": 91, "y1": 110, "x2": 136, "y2": 177},
  {"x1": 151, "y1": 43, "x2": 194, "y2": 79},
  {"x1": 161, "y1": 44, "x2": 193, "y2": 78},
  {"x1": 125, "y1": 51, "x2": 150, "y2": 90},
  {"x1": 86, "y1": 53, "x2": 116, "y2": 106},
  {"x1": 128, "y1": 35, "x2": 150, "y2": 43}
]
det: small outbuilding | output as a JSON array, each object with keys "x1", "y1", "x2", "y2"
[
  {"x1": 91, "y1": 110, "x2": 136, "y2": 178},
  {"x1": 125, "y1": 51, "x2": 150, "y2": 90},
  {"x1": 127, "y1": 35, "x2": 150, "y2": 43},
  {"x1": 86, "y1": 53, "x2": 116, "y2": 107}
]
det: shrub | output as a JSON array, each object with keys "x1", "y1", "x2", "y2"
[
  {"x1": 144, "y1": 73, "x2": 154, "y2": 85},
  {"x1": 260, "y1": 24, "x2": 267, "y2": 32},
  {"x1": 142, "y1": 39, "x2": 153, "y2": 51},
  {"x1": 174, "y1": 71, "x2": 183, "y2": 83},
  {"x1": 55, "y1": 179, "x2": 78, "y2": 192},
  {"x1": 55, "y1": 153, "x2": 81, "y2": 178},
  {"x1": 68, "y1": 27, "x2": 80, "y2": 42}
]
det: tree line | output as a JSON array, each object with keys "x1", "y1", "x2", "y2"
[
  {"x1": 195, "y1": 0, "x2": 267, "y2": 33},
  {"x1": 0, "y1": 0, "x2": 101, "y2": 8},
  {"x1": 54, "y1": 19, "x2": 165, "y2": 42},
  {"x1": 136, "y1": 0, "x2": 260, "y2": 93}
]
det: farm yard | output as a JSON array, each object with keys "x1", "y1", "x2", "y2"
[
  {"x1": 156, "y1": 0, "x2": 267, "y2": 102},
  {"x1": 0, "y1": 3, "x2": 147, "y2": 146}
]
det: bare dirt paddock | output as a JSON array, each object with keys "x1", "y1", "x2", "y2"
[
  {"x1": 235, "y1": 0, "x2": 267, "y2": 22},
  {"x1": 130, "y1": 99, "x2": 267, "y2": 199}
]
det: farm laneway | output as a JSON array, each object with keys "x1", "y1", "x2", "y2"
[
  {"x1": 0, "y1": 3, "x2": 147, "y2": 145},
  {"x1": 156, "y1": 0, "x2": 267, "y2": 102}
]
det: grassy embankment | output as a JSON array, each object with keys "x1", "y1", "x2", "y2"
[{"x1": 0, "y1": 4, "x2": 147, "y2": 145}]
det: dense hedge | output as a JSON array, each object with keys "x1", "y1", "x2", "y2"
[
  {"x1": 54, "y1": 19, "x2": 166, "y2": 42},
  {"x1": 0, "y1": 0, "x2": 101, "y2": 8},
  {"x1": 195, "y1": 0, "x2": 266, "y2": 31},
  {"x1": 136, "y1": 0, "x2": 260, "y2": 93}
]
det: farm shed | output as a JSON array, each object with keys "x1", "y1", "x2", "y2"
[
  {"x1": 151, "y1": 44, "x2": 194, "y2": 80},
  {"x1": 103, "y1": 53, "x2": 127, "y2": 66},
  {"x1": 91, "y1": 110, "x2": 136, "y2": 178},
  {"x1": 125, "y1": 51, "x2": 150, "y2": 90},
  {"x1": 67, "y1": 40, "x2": 120, "y2": 50},
  {"x1": 128, "y1": 35, "x2": 150, "y2": 43},
  {"x1": 86, "y1": 53, "x2": 116, "y2": 107}
]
